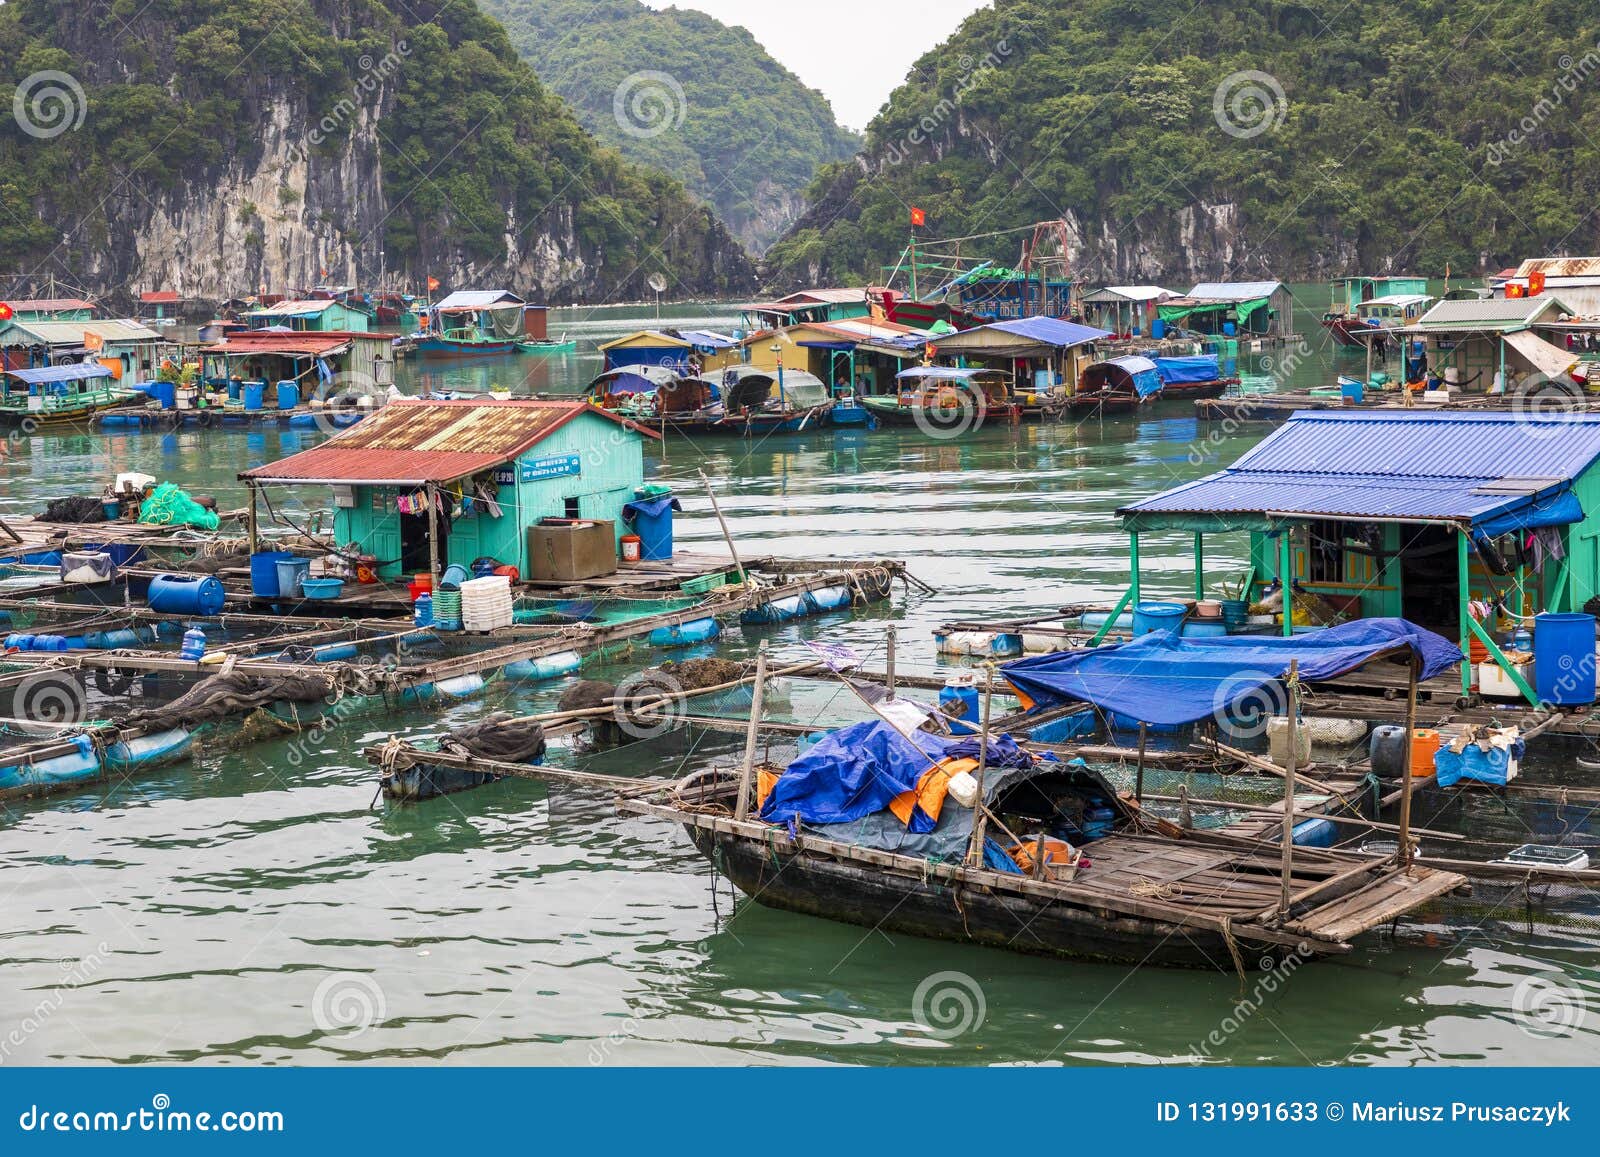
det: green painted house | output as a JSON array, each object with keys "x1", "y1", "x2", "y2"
[
  {"x1": 244, "y1": 299, "x2": 372, "y2": 332},
  {"x1": 1117, "y1": 411, "x2": 1600, "y2": 703},
  {"x1": 240, "y1": 399, "x2": 660, "y2": 581}
]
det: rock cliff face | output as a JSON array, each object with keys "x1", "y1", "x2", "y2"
[{"x1": 0, "y1": 0, "x2": 754, "y2": 308}]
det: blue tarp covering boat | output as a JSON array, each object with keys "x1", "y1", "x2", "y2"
[
  {"x1": 1151, "y1": 355, "x2": 1220, "y2": 384},
  {"x1": 5, "y1": 363, "x2": 114, "y2": 385},
  {"x1": 1002, "y1": 617, "x2": 1462, "y2": 725}
]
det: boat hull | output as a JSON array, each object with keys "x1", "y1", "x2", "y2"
[
  {"x1": 690, "y1": 826, "x2": 1325, "y2": 968},
  {"x1": 414, "y1": 337, "x2": 518, "y2": 358},
  {"x1": 517, "y1": 340, "x2": 577, "y2": 354}
]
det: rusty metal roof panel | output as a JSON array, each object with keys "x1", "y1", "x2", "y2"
[
  {"x1": 1516, "y1": 256, "x2": 1600, "y2": 278},
  {"x1": 241, "y1": 399, "x2": 653, "y2": 485}
]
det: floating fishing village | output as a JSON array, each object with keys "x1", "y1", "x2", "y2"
[
  {"x1": 8, "y1": 243, "x2": 1600, "y2": 1007},
  {"x1": 7, "y1": 0, "x2": 1600, "y2": 1082}
]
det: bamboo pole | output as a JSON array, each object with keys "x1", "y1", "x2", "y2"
[
  {"x1": 1135, "y1": 721, "x2": 1148, "y2": 804},
  {"x1": 697, "y1": 468, "x2": 747, "y2": 588},
  {"x1": 1398, "y1": 652, "x2": 1420, "y2": 868},
  {"x1": 1278, "y1": 659, "x2": 1300, "y2": 915},
  {"x1": 963, "y1": 666, "x2": 997, "y2": 867},
  {"x1": 733, "y1": 640, "x2": 769, "y2": 821},
  {"x1": 885, "y1": 623, "x2": 897, "y2": 699}
]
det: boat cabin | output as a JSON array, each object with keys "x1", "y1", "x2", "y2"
[
  {"x1": 1117, "y1": 411, "x2": 1600, "y2": 703},
  {"x1": 244, "y1": 299, "x2": 372, "y2": 333},
  {"x1": 0, "y1": 362, "x2": 128, "y2": 422},
  {"x1": 1160, "y1": 281, "x2": 1294, "y2": 337},
  {"x1": 0, "y1": 319, "x2": 166, "y2": 380},
  {"x1": 1078, "y1": 355, "x2": 1162, "y2": 403},
  {"x1": 1327, "y1": 275, "x2": 1430, "y2": 317},
  {"x1": 239, "y1": 399, "x2": 660, "y2": 582}
]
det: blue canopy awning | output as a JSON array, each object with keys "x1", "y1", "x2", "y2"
[
  {"x1": 1002, "y1": 618, "x2": 1462, "y2": 726},
  {"x1": 4, "y1": 363, "x2": 113, "y2": 385},
  {"x1": 895, "y1": 366, "x2": 1001, "y2": 382}
]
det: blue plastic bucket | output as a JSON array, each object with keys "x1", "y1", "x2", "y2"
[
  {"x1": 1131, "y1": 600, "x2": 1188, "y2": 636},
  {"x1": 1535, "y1": 612, "x2": 1597, "y2": 705},
  {"x1": 243, "y1": 381, "x2": 266, "y2": 411},
  {"x1": 275, "y1": 380, "x2": 299, "y2": 410},
  {"x1": 439, "y1": 564, "x2": 469, "y2": 590},
  {"x1": 250, "y1": 551, "x2": 294, "y2": 596},
  {"x1": 147, "y1": 573, "x2": 225, "y2": 616},
  {"x1": 1219, "y1": 599, "x2": 1249, "y2": 629}
]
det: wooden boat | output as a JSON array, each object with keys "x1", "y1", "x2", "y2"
[
  {"x1": 862, "y1": 367, "x2": 1014, "y2": 430},
  {"x1": 619, "y1": 756, "x2": 1464, "y2": 968},
  {"x1": 517, "y1": 338, "x2": 576, "y2": 354},
  {"x1": 1068, "y1": 355, "x2": 1162, "y2": 414},
  {"x1": 414, "y1": 327, "x2": 518, "y2": 358},
  {"x1": 0, "y1": 363, "x2": 137, "y2": 428},
  {"x1": 1322, "y1": 276, "x2": 1432, "y2": 348},
  {"x1": 707, "y1": 367, "x2": 831, "y2": 435},
  {"x1": 1149, "y1": 354, "x2": 1238, "y2": 401}
]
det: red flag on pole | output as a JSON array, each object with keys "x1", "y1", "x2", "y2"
[
  {"x1": 910, "y1": 207, "x2": 926, "y2": 228},
  {"x1": 427, "y1": 276, "x2": 440, "y2": 291}
]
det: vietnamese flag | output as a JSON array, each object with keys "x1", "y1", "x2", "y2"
[
  {"x1": 910, "y1": 207, "x2": 926, "y2": 228},
  {"x1": 427, "y1": 276, "x2": 440, "y2": 291}
]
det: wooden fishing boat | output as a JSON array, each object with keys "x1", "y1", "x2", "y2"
[
  {"x1": 1149, "y1": 354, "x2": 1238, "y2": 401},
  {"x1": 517, "y1": 338, "x2": 576, "y2": 354},
  {"x1": 414, "y1": 327, "x2": 518, "y2": 358},
  {"x1": 1068, "y1": 355, "x2": 1162, "y2": 414},
  {"x1": 862, "y1": 367, "x2": 1014, "y2": 430},
  {"x1": 0, "y1": 363, "x2": 138, "y2": 428},
  {"x1": 619, "y1": 759, "x2": 1463, "y2": 968},
  {"x1": 1322, "y1": 276, "x2": 1432, "y2": 348},
  {"x1": 707, "y1": 367, "x2": 831, "y2": 435}
]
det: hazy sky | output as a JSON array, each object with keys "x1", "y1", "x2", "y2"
[{"x1": 641, "y1": 1, "x2": 992, "y2": 131}]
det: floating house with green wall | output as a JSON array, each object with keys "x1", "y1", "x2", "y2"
[
  {"x1": 244, "y1": 298, "x2": 371, "y2": 332},
  {"x1": 1159, "y1": 281, "x2": 1294, "y2": 337},
  {"x1": 1116, "y1": 411, "x2": 1600, "y2": 704},
  {"x1": 240, "y1": 399, "x2": 659, "y2": 581},
  {"x1": 3, "y1": 297, "x2": 95, "y2": 324}
]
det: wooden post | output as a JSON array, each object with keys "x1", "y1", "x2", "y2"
[
  {"x1": 1397, "y1": 652, "x2": 1420, "y2": 868},
  {"x1": 963, "y1": 667, "x2": 996, "y2": 867},
  {"x1": 246, "y1": 482, "x2": 259, "y2": 554},
  {"x1": 733, "y1": 640, "x2": 769, "y2": 822},
  {"x1": 1135, "y1": 721, "x2": 1148, "y2": 804},
  {"x1": 1278, "y1": 659, "x2": 1300, "y2": 914},
  {"x1": 426, "y1": 482, "x2": 441, "y2": 581},
  {"x1": 885, "y1": 623, "x2": 897, "y2": 700},
  {"x1": 697, "y1": 468, "x2": 746, "y2": 586},
  {"x1": 1193, "y1": 532, "x2": 1204, "y2": 600}
]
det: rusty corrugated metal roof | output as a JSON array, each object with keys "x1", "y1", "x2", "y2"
[
  {"x1": 241, "y1": 399, "x2": 655, "y2": 485},
  {"x1": 1516, "y1": 256, "x2": 1600, "y2": 278}
]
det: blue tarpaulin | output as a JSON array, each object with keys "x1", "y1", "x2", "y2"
[
  {"x1": 4, "y1": 363, "x2": 112, "y2": 385},
  {"x1": 759, "y1": 720, "x2": 1032, "y2": 832},
  {"x1": 1002, "y1": 618, "x2": 1462, "y2": 726},
  {"x1": 1152, "y1": 355, "x2": 1220, "y2": 384}
]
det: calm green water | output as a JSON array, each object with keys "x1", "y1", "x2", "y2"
[{"x1": 3, "y1": 290, "x2": 1597, "y2": 1066}]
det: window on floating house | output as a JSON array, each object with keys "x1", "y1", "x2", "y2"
[{"x1": 1307, "y1": 520, "x2": 1350, "y2": 584}]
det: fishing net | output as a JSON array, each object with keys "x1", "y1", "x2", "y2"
[
  {"x1": 138, "y1": 483, "x2": 219, "y2": 531},
  {"x1": 441, "y1": 711, "x2": 547, "y2": 765},
  {"x1": 41, "y1": 496, "x2": 106, "y2": 523},
  {"x1": 118, "y1": 669, "x2": 337, "y2": 732}
]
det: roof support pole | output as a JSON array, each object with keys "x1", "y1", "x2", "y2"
[
  {"x1": 246, "y1": 481, "x2": 259, "y2": 554},
  {"x1": 1193, "y1": 533, "x2": 1204, "y2": 601},
  {"x1": 1280, "y1": 526, "x2": 1294, "y2": 637},
  {"x1": 1458, "y1": 528, "x2": 1472, "y2": 698},
  {"x1": 1129, "y1": 531, "x2": 1141, "y2": 605},
  {"x1": 427, "y1": 482, "x2": 442, "y2": 583}
]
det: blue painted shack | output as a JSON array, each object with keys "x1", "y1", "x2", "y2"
[
  {"x1": 1116, "y1": 411, "x2": 1600, "y2": 703},
  {"x1": 239, "y1": 399, "x2": 660, "y2": 581}
]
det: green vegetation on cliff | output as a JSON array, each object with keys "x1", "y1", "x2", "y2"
[
  {"x1": 477, "y1": 0, "x2": 861, "y2": 251},
  {"x1": 0, "y1": 0, "x2": 753, "y2": 299},
  {"x1": 769, "y1": 0, "x2": 1600, "y2": 286}
]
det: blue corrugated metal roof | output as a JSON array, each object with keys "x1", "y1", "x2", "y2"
[
  {"x1": 986, "y1": 316, "x2": 1109, "y2": 347},
  {"x1": 1121, "y1": 411, "x2": 1600, "y2": 526},
  {"x1": 4, "y1": 362, "x2": 113, "y2": 384}
]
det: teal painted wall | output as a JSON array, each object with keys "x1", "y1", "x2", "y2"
[{"x1": 332, "y1": 410, "x2": 649, "y2": 579}]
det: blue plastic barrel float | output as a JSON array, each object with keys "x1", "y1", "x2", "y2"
[
  {"x1": 242, "y1": 381, "x2": 266, "y2": 411},
  {"x1": 103, "y1": 728, "x2": 193, "y2": 772},
  {"x1": 804, "y1": 585, "x2": 853, "y2": 614},
  {"x1": 1535, "y1": 612, "x2": 1598, "y2": 705},
  {"x1": 647, "y1": 617, "x2": 720, "y2": 648},
  {"x1": 275, "y1": 380, "x2": 299, "y2": 410},
  {"x1": 503, "y1": 651, "x2": 582, "y2": 681},
  {"x1": 149, "y1": 380, "x2": 176, "y2": 410},
  {"x1": 0, "y1": 734, "x2": 101, "y2": 794},
  {"x1": 1131, "y1": 600, "x2": 1188, "y2": 636},
  {"x1": 146, "y1": 573, "x2": 225, "y2": 616}
]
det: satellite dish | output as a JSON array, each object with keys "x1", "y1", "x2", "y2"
[{"x1": 647, "y1": 273, "x2": 668, "y2": 295}]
